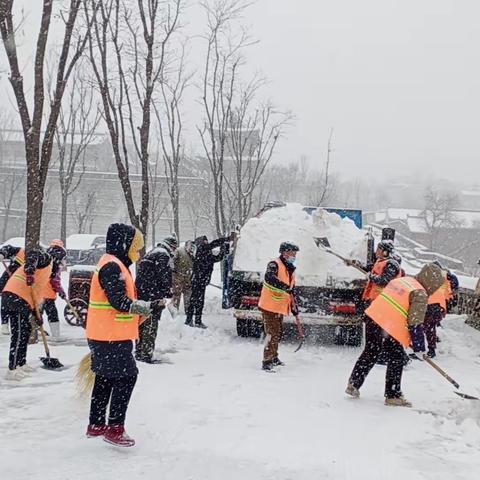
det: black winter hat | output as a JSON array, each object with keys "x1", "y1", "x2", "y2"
[
  {"x1": 47, "y1": 245, "x2": 66, "y2": 262},
  {"x1": 377, "y1": 239, "x2": 394, "y2": 254},
  {"x1": 279, "y1": 241, "x2": 299, "y2": 253}
]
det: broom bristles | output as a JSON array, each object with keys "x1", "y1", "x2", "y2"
[{"x1": 75, "y1": 353, "x2": 95, "y2": 397}]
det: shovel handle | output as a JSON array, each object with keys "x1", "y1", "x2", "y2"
[
  {"x1": 422, "y1": 354, "x2": 460, "y2": 389},
  {"x1": 38, "y1": 324, "x2": 51, "y2": 358}
]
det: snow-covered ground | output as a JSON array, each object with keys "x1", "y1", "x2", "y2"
[{"x1": 1, "y1": 284, "x2": 480, "y2": 480}]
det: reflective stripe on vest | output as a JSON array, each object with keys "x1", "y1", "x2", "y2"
[
  {"x1": 86, "y1": 254, "x2": 139, "y2": 341},
  {"x1": 258, "y1": 258, "x2": 295, "y2": 316},
  {"x1": 3, "y1": 263, "x2": 53, "y2": 308},
  {"x1": 14, "y1": 249, "x2": 25, "y2": 266},
  {"x1": 365, "y1": 276, "x2": 425, "y2": 348}
]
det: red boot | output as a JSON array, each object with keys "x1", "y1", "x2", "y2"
[
  {"x1": 103, "y1": 425, "x2": 135, "y2": 447},
  {"x1": 86, "y1": 424, "x2": 107, "y2": 438}
]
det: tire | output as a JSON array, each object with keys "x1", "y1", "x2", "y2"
[
  {"x1": 236, "y1": 318, "x2": 248, "y2": 337},
  {"x1": 335, "y1": 324, "x2": 363, "y2": 347},
  {"x1": 64, "y1": 298, "x2": 88, "y2": 328},
  {"x1": 248, "y1": 319, "x2": 263, "y2": 338}
]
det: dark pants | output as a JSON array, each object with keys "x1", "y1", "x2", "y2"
[
  {"x1": 135, "y1": 308, "x2": 163, "y2": 361},
  {"x1": 89, "y1": 374, "x2": 137, "y2": 426},
  {"x1": 2, "y1": 299, "x2": 32, "y2": 370},
  {"x1": 186, "y1": 283, "x2": 207, "y2": 324},
  {"x1": 349, "y1": 318, "x2": 405, "y2": 398},
  {"x1": 424, "y1": 305, "x2": 443, "y2": 351},
  {"x1": 42, "y1": 298, "x2": 59, "y2": 323},
  {"x1": 262, "y1": 311, "x2": 283, "y2": 362},
  {"x1": 0, "y1": 271, "x2": 10, "y2": 325}
]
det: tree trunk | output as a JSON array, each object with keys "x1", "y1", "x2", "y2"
[
  {"x1": 172, "y1": 179, "x2": 180, "y2": 241},
  {"x1": 60, "y1": 192, "x2": 68, "y2": 244}
]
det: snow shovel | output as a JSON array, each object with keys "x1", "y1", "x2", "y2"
[
  {"x1": 65, "y1": 298, "x2": 84, "y2": 326},
  {"x1": 31, "y1": 289, "x2": 64, "y2": 370},
  {"x1": 313, "y1": 237, "x2": 367, "y2": 274},
  {"x1": 294, "y1": 315, "x2": 305, "y2": 352},
  {"x1": 422, "y1": 354, "x2": 479, "y2": 400}
]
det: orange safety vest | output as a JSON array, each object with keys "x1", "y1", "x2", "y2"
[
  {"x1": 258, "y1": 258, "x2": 295, "y2": 316},
  {"x1": 86, "y1": 254, "x2": 139, "y2": 341},
  {"x1": 13, "y1": 249, "x2": 25, "y2": 266},
  {"x1": 362, "y1": 259, "x2": 396, "y2": 301},
  {"x1": 3, "y1": 263, "x2": 53, "y2": 308},
  {"x1": 43, "y1": 277, "x2": 56, "y2": 300},
  {"x1": 365, "y1": 276, "x2": 425, "y2": 348},
  {"x1": 428, "y1": 275, "x2": 451, "y2": 310}
]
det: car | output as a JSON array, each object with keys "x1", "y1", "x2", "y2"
[
  {"x1": 66, "y1": 234, "x2": 106, "y2": 266},
  {"x1": 0, "y1": 237, "x2": 48, "y2": 249}
]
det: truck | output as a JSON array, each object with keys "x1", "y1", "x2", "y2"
[{"x1": 222, "y1": 203, "x2": 373, "y2": 346}]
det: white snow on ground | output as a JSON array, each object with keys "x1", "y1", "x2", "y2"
[
  {"x1": 1, "y1": 281, "x2": 480, "y2": 480},
  {"x1": 233, "y1": 204, "x2": 368, "y2": 286}
]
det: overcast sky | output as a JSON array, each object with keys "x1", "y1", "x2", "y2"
[{"x1": 1, "y1": 0, "x2": 479, "y2": 183}]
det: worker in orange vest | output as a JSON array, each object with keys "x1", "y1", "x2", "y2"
[
  {"x1": 42, "y1": 240, "x2": 68, "y2": 343},
  {"x1": 2, "y1": 247, "x2": 53, "y2": 381},
  {"x1": 0, "y1": 245, "x2": 25, "y2": 335},
  {"x1": 345, "y1": 263, "x2": 444, "y2": 407},
  {"x1": 258, "y1": 241, "x2": 299, "y2": 372},
  {"x1": 85, "y1": 223, "x2": 152, "y2": 448}
]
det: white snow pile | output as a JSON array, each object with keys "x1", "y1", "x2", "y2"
[{"x1": 233, "y1": 203, "x2": 368, "y2": 287}]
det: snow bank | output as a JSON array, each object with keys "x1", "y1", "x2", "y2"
[
  {"x1": 233, "y1": 204, "x2": 367, "y2": 286},
  {"x1": 66, "y1": 234, "x2": 105, "y2": 250}
]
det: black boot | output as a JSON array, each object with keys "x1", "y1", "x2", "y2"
[
  {"x1": 272, "y1": 357, "x2": 285, "y2": 366},
  {"x1": 427, "y1": 348, "x2": 436, "y2": 358},
  {"x1": 194, "y1": 322, "x2": 208, "y2": 329},
  {"x1": 185, "y1": 317, "x2": 193, "y2": 327},
  {"x1": 262, "y1": 360, "x2": 275, "y2": 372}
]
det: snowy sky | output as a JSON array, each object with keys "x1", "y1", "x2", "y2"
[{"x1": 1, "y1": 0, "x2": 479, "y2": 182}]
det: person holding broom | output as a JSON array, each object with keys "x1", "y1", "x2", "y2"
[
  {"x1": 85, "y1": 223, "x2": 152, "y2": 447},
  {"x1": 2, "y1": 247, "x2": 53, "y2": 380}
]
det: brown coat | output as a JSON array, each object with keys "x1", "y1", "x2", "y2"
[
  {"x1": 407, "y1": 263, "x2": 444, "y2": 327},
  {"x1": 172, "y1": 246, "x2": 193, "y2": 290}
]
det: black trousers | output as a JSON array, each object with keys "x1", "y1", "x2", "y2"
[
  {"x1": 42, "y1": 298, "x2": 59, "y2": 323},
  {"x1": 2, "y1": 300, "x2": 32, "y2": 370},
  {"x1": 89, "y1": 374, "x2": 137, "y2": 426},
  {"x1": 349, "y1": 318, "x2": 405, "y2": 398},
  {"x1": 135, "y1": 308, "x2": 163, "y2": 361},
  {"x1": 0, "y1": 271, "x2": 10, "y2": 325},
  {"x1": 186, "y1": 283, "x2": 207, "y2": 324}
]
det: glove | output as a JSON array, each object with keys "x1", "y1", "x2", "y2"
[
  {"x1": 129, "y1": 300, "x2": 152, "y2": 316},
  {"x1": 26, "y1": 274, "x2": 34, "y2": 286}
]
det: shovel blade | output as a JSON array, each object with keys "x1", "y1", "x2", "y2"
[
  {"x1": 313, "y1": 237, "x2": 331, "y2": 248},
  {"x1": 454, "y1": 391, "x2": 480, "y2": 401},
  {"x1": 40, "y1": 356, "x2": 64, "y2": 370},
  {"x1": 294, "y1": 338, "x2": 304, "y2": 353}
]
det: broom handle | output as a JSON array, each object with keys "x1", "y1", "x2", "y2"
[
  {"x1": 65, "y1": 298, "x2": 83, "y2": 323},
  {"x1": 31, "y1": 286, "x2": 51, "y2": 358},
  {"x1": 422, "y1": 354, "x2": 460, "y2": 389}
]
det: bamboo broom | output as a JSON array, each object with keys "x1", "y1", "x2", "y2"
[{"x1": 75, "y1": 353, "x2": 95, "y2": 397}]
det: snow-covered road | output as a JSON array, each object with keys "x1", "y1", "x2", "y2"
[{"x1": 1, "y1": 305, "x2": 480, "y2": 480}]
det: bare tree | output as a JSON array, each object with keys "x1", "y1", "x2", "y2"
[
  {"x1": 0, "y1": 0, "x2": 90, "y2": 250},
  {"x1": 0, "y1": 170, "x2": 25, "y2": 240},
  {"x1": 222, "y1": 72, "x2": 292, "y2": 225},
  {"x1": 148, "y1": 150, "x2": 168, "y2": 247},
  {"x1": 422, "y1": 185, "x2": 461, "y2": 250},
  {"x1": 53, "y1": 68, "x2": 101, "y2": 243},
  {"x1": 154, "y1": 44, "x2": 191, "y2": 240},
  {"x1": 197, "y1": 0, "x2": 255, "y2": 236},
  {"x1": 85, "y1": 0, "x2": 183, "y2": 242},
  {"x1": 73, "y1": 189, "x2": 97, "y2": 234}
]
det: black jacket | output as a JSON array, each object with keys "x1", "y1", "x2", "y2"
[
  {"x1": 0, "y1": 245, "x2": 22, "y2": 291},
  {"x1": 135, "y1": 242, "x2": 173, "y2": 301},
  {"x1": 192, "y1": 237, "x2": 229, "y2": 287},
  {"x1": 88, "y1": 223, "x2": 138, "y2": 378}
]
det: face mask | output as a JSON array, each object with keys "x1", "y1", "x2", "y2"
[{"x1": 286, "y1": 256, "x2": 296, "y2": 265}]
